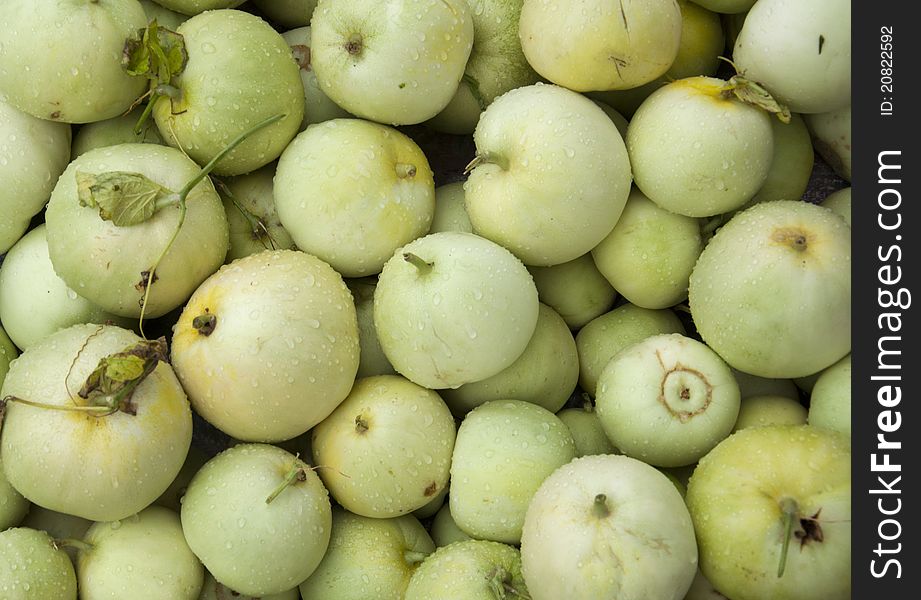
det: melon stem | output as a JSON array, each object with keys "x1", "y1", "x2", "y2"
[
  {"x1": 777, "y1": 497, "x2": 799, "y2": 577},
  {"x1": 464, "y1": 152, "x2": 509, "y2": 174},
  {"x1": 265, "y1": 464, "x2": 307, "y2": 504},
  {"x1": 403, "y1": 252, "x2": 433, "y2": 275},
  {"x1": 395, "y1": 163, "x2": 417, "y2": 179},
  {"x1": 404, "y1": 550, "x2": 428, "y2": 565},
  {"x1": 592, "y1": 493, "x2": 611, "y2": 519},
  {"x1": 54, "y1": 538, "x2": 94, "y2": 554}
]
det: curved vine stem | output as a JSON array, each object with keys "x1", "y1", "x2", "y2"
[
  {"x1": 137, "y1": 113, "x2": 286, "y2": 338},
  {"x1": 2, "y1": 395, "x2": 116, "y2": 418},
  {"x1": 133, "y1": 91, "x2": 160, "y2": 135},
  {"x1": 213, "y1": 177, "x2": 279, "y2": 253}
]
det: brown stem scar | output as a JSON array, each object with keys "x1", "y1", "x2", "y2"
[
  {"x1": 135, "y1": 269, "x2": 159, "y2": 292},
  {"x1": 796, "y1": 509, "x2": 825, "y2": 547},
  {"x1": 193, "y1": 310, "x2": 217, "y2": 336},
  {"x1": 345, "y1": 33, "x2": 363, "y2": 56},
  {"x1": 355, "y1": 415, "x2": 369, "y2": 433},
  {"x1": 771, "y1": 227, "x2": 811, "y2": 252}
]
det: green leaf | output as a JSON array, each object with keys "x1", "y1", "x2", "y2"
[
  {"x1": 159, "y1": 27, "x2": 188, "y2": 79},
  {"x1": 102, "y1": 355, "x2": 147, "y2": 383},
  {"x1": 122, "y1": 20, "x2": 188, "y2": 86},
  {"x1": 76, "y1": 171, "x2": 177, "y2": 227},
  {"x1": 725, "y1": 74, "x2": 792, "y2": 124},
  {"x1": 78, "y1": 338, "x2": 169, "y2": 414},
  {"x1": 122, "y1": 35, "x2": 150, "y2": 77},
  {"x1": 122, "y1": 21, "x2": 188, "y2": 134}
]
